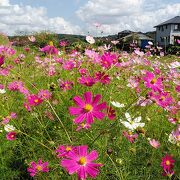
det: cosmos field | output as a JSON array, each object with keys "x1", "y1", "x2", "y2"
[{"x1": 0, "y1": 34, "x2": 180, "y2": 179}]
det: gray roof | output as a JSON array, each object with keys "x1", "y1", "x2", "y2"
[
  {"x1": 119, "y1": 33, "x2": 153, "y2": 41},
  {"x1": 154, "y1": 16, "x2": 180, "y2": 27}
]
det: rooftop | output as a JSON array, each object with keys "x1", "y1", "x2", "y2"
[{"x1": 154, "y1": 16, "x2": 180, "y2": 27}]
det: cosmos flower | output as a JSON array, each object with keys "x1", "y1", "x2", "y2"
[
  {"x1": 27, "y1": 159, "x2": 49, "y2": 177},
  {"x1": 106, "y1": 106, "x2": 116, "y2": 120},
  {"x1": 38, "y1": 90, "x2": 52, "y2": 100},
  {"x1": 161, "y1": 154, "x2": 175, "y2": 172},
  {"x1": 120, "y1": 113, "x2": 145, "y2": 131},
  {"x1": 110, "y1": 101, "x2": 125, "y2": 108},
  {"x1": 28, "y1": 36, "x2": 36, "y2": 42},
  {"x1": 69, "y1": 91, "x2": 106, "y2": 125},
  {"x1": 4, "y1": 124, "x2": 16, "y2": 132},
  {"x1": 149, "y1": 139, "x2": 160, "y2": 148},
  {"x1": 143, "y1": 71, "x2": 163, "y2": 91},
  {"x1": 0, "y1": 55, "x2": 4, "y2": 66},
  {"x1": 61, "y1": 145, "x2": 102, "y2": 180},
  {"x1": 86, "y1": 36, "x2": 95, "y2": 44},
  {"x1": 56, "y1": 145, "x2": 75, "y2": 158},
  {"x1": 6, "y1": 131, "x2": 16, "y2": 141},
  {"x1": 95, "y1": 71, "x2": 110, "y2": 85},
  {"x1": 78, "y1": 76, "x2": 96, "y2": 87},
  {"x1": 27, "y1": 95, "x2": 43, "y2": 106},
  {"x1": 76, "y1": 123, "x2": 91, "y2": 131},
  {"x1": 123, "y1": 131, "x2": 138, "y2": 143}
]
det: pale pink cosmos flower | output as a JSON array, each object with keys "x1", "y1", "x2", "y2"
[
  {"x1": 61, "y1": 145, "x2": 102, "y2": 180},
  {"x1": 76, "y1": 123, "x2": 91, "y2": 131},
  {"x1": 69, "y1": 91, "x2": 106, "y2": 125},
  {"x1": 149, "y1": 139, "x2": 160, "y2": 148},
  {"x1": 38, "y1": 90, "x2": 52, "y2": 100},
  {"x1": 28, "y1": 36, "x2": 36, "y2": 42},
  {"x1": 123, "y1": 131, "x2": 138, "y2": 143}
]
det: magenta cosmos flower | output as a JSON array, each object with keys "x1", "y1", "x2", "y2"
[
  {"x1": 27, "y1": 159, "x2": 49, "y2": 177},
  {"x1": 61, "y1": 145, "x2": 102, "y2": 180},
  {"x1": 143, "y1": 71, "x2": 163, "y2": 91},
  {"x1": 161, "y1": 154, "x2": 175, "y2": 171},
  {"x1": 6, "y1": 131, "x2": 16, "y2": 141},
  {"x1": 69, "y1": 92, "x2": 106, "y2": 125},
  {"x1": 56, "y1": 145, "x2": 75, "y2": 158},
  {"x1": 27, "y1": 94, "x2": 43, "y2": 106}
]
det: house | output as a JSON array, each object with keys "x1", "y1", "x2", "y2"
[
  {"x1": 118, "y1": 32, "x2": 153, "y2": 49},
  {"x1": 154, "y1": 16, "x2": 180, "y2": 46}
]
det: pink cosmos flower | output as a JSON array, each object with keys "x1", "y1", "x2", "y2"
[
  {"x1": 40, "y1": 45, "x2": 58, "y2": 55},
  {"x1": 27, "y1": 95, "x2": 43, "y2": 106},
  {"x1": 61, "y1": 145, "x2": 102, "y2": 180},
  {"x1": 149, "y1": 139, "x2": 160, "y2": 148},
  {"x1": 69, "y1": 92, "x2": 106, "y2": 125},
  {"x1": 101, "y1": 52, "x2": 117, "y2": 69},
  {"x1": 56, "y1": 145, "x2": 75, "y2": 158},
  {"x1": 95, "y1": 71, "x2": 110, "y2": 85},
  {"x1": 123, "y1": 131, "x2": 138, "y2": 143},
  {"x1": 0, "y1": 56, "x2": 4, "y2": 66},
  {"x1": 143, "y1": 71, "x2": 163, "y2": 91},
  {"x1": 58, "y1": 79, "x2": 73, "y2": 91},
  {"x1": 79, "y1": 68, "x2": 88, "y2": 76},
  {"x1": 106, "y1": 106, "x2": 116, "y2": 120},
  {"x1": 153, "y1": 91, "x2": 173, "y2": 108},
  {"x1": 28, "y1": 36, "x2": 36, "y2": 42},
  {"x1": 78, "y1": 76, "x2": 96, "y2": 87},
  {"x1": 63, "y1": 60, "x2": 75, "y2": 70},
  {"x1": 24, "y1": 102, "x2": 31, "y2": 111},
  {"x1": 6, "y1": 131, "x2": 16, "y2": 141},
  {"x1": 76, "y1": 123, "x2": 91, "y2": 131},
  {"x1": 59, "y1": 40, "x2": 68, "y2": 47},
  {"x1": 27, "y1": 159, "x2": 49, "y2": 177},
  {"x1": 38, "y1": 90, "x2": 52, "y2": 100}
]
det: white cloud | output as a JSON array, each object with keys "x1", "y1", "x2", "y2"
[
  {"x1": 0, "y1": 0, "x2": 9, "y2": 6},
  {"x1": 76, "y1": 0, "x2": 180, "y2": 35},
  {"x1": 0, "y1": 1, "x2": 82, "y2": 35}
]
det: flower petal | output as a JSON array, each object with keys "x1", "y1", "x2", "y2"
[{"x1": 84, "y1": 92, "x2": 92, "y2": 104}]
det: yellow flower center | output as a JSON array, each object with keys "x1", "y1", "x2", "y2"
[
  {"x1": 166, "y1": 160, "x2": 170, "y2": 166},
  {"x1": 49, "y1": 41, "x2": 54, "y2": 46},
  {"x1": 34, "y1": 99, "x2": 39, "y2": 103},
  {"x1": 150, "y1": 78, "x2": 157, "y2": 84},
  {"x1": 160, "y1": 96, "x2": 165, "y2": 101},
  {"x1": 84, "y1": 104, "x2": 93, "y2": 112},
  {"x1": 66, "y1": 146, "x2": 72, "y2": 151},
  {"x1": 78, "y1": 157, "x2": 87, "y2": 165},
  {"x1": 81, "y1": 123, "x2": 85, "y2": 127},
  {"x1": 36, "y1": 165, "x2": 42, "y2": 171}
]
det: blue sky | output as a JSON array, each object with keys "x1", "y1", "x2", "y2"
[{"x1": 0, "y1": 0, "x2": 180, "y2": 35}]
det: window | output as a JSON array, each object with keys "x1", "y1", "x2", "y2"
[
  {"x1": 174, "y1": 24, "x2": 180, "y2": 31},
  {"x1": 166, "y1": 25, "x2": 167, "y2": 29},
  {"x1": 158, "y1": 27, "x2": 160, "y2": 31},
  {"x1": 161, "y1": 37, "x2": 164, "y2": 42},
  {"x1": 162, "y1": 26, "x2": 164, "y2": 31}
]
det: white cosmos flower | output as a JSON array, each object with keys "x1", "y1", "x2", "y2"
[
  {"x1": 86, "y1": 36, "x2": 95, "y2": 44},
  {"x1": 111, "y1": 101, "x2": 125, "y2": 108},
  {"x1": 120, "y1": 112, "x2": 145, "y2": 131},
  {"x1": 0, "y1": 89, "x2": 6, "y2": 94},
  {"x1": 4, "y1": 124, "x2": 15, "y2": 132}
]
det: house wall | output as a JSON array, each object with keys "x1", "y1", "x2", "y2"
[
  {"x1": 170, "y1": 24, "x2": 180, "y2": 44},
  {"x1": 156, "y1": 24, "x2": 172, "y2": 46}
]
